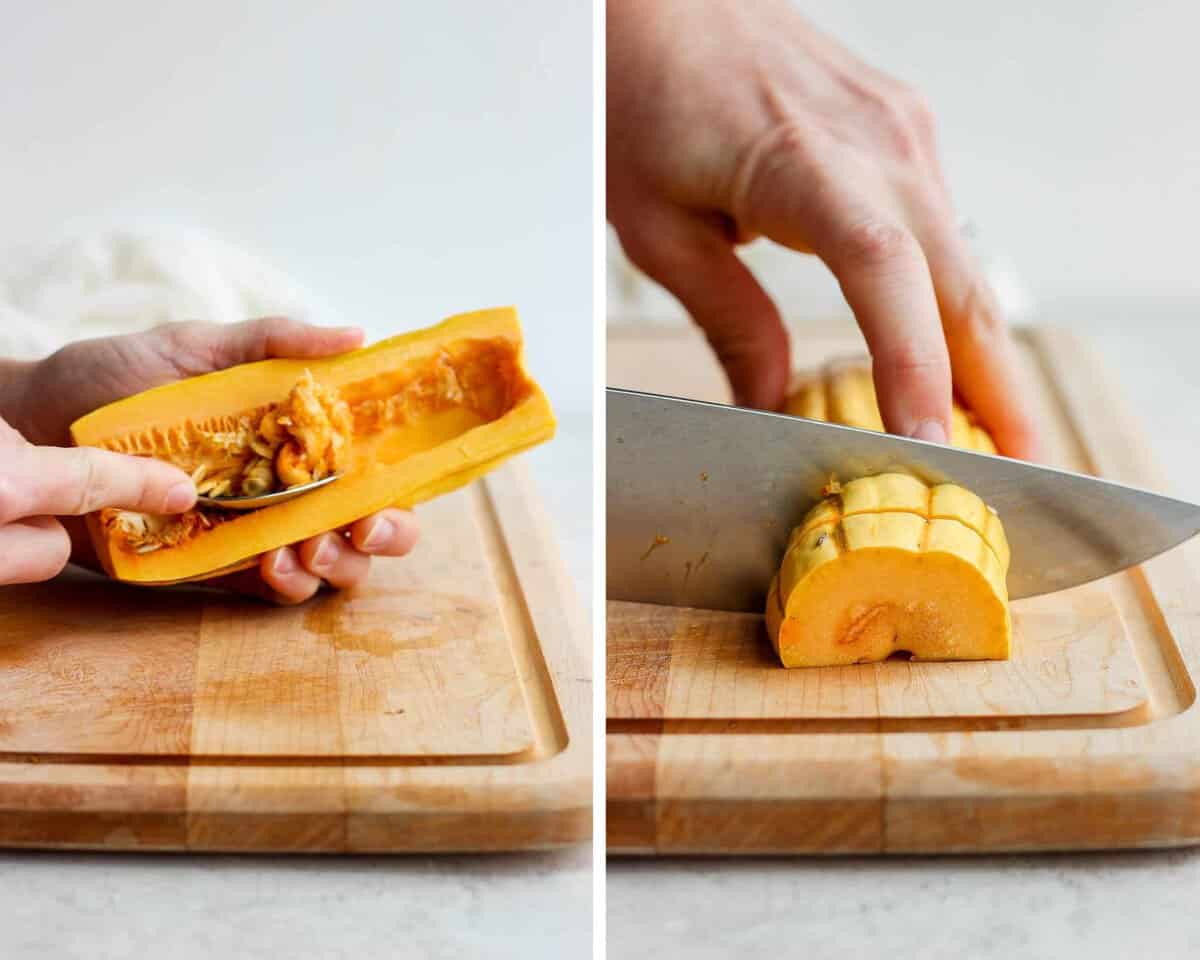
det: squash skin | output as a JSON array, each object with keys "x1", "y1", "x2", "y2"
[
  {"x1": 70, "y1": 307, "x2": 554, "y2": 584},
  {"x1": 766, "y1": 473, "x2": 1011, "y2": 668},
  {"x1": 785, "y1": 360, "x2": 998, "y2": 454}
]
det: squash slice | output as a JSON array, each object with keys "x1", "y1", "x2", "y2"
[
  {"x1": 70, "y1": 306, "x2": 555, "y2": 584},
  {"x1": 766, "y1": 473, "x2": 1011, "y2": 667}
]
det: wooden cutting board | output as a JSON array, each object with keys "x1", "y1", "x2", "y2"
[
  {"x1": 0, "y1": 462, "x2": 590, "y2": 852},
  {"x1": 607, "y1": 322, "x2": 1200, "y2": 854}
]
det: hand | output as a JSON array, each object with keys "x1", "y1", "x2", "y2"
[
  {"x1": 4, "y1": 318, "x2": 420, "y2": 601},
  {"x1": 607, "y1": 0, "x2": 1038, "y2": 458},
  {"x1": 0, "y1": 416, "x2": 195, "y2": 584}
]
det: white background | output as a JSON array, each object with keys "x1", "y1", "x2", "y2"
[
  {"x1": 0, "y1": 1, "x2": 592, "y2": 418},
  {"x1": 0, "y1": 3, "x2": 591, "y2": 958},
  {"x1": 611, "y1": 0, "x2": 1200, "y2": 323},
  {"x1": 818, "y1": 0, "x2": 1200, "y2": 303}
]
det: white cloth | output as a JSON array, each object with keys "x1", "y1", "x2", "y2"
[{"x1": 0, "y1": 228, "x2": 322, "y2": 359}]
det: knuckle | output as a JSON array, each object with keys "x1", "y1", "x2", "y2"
[
  {"x1": 866, "y1": 82, "x2": 928, "y2": 162},
  {"x1": 737, "y1": 122, "x2": 824, "y2": 222},
  {"x1": 761, "y1": 122, "x2": 822, "y2": 171},
  {"x1": 881, "y1": 103, "x2": 921, "y2": 161},
  {"x1": 74, "y1": 450, "x2": 103, "y2": 514},
  {"x1": 238, "y1": 315, "x2": 287, "y2": 363},
  {"x1": 137, "y1": 463, "x2": 161, "y2": 513},
  {"x1": 254, "y1": 314, "x2": 293, "y2": 334},
  {"x1": 837, "y1": 219, "x2": 922, "y2": 272},
  {"x1": 905, "y1": 89, "x2": 937, "y2": 135},
  {"x1": 155, "y1": 321, "x2": 199, "y2": 351},
  {"x1": 156, "y1": 321, "x2": 211, "y2": 373},
  {"x1": 942, "y1": 276, "x2": 1005, "y2": 341},
  {"x1": 700, "y1": 315, "x2": 782, "y2": 363},
  {"x1": 141, "y1": 323, "x2": 200, "y2": 380},
  {"x1": 243, "y1": 316, "x2": 273, "y2": 341},
  {"x1": 879, "y1": 340, "x2": 949, "y2": 384}
]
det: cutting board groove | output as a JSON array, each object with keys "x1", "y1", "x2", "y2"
[{"x1": 607, "y1": 323, "x2": 1200, "y2": 854}]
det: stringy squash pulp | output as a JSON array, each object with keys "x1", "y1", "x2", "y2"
[{"x1": 70, "y1": 307, "x2": 555, "y2": 584}]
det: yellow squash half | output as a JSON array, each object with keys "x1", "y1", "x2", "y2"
[{"x1": 70, "y1": 306, "x2": 555, "y2": 584}]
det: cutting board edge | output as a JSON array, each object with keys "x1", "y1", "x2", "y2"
[
  {"x1": 0, "y1": 460, "x2": 593, "y2": 853},
  {"x1": 605, "y1": 722, "x2": 1200, "y2": 854}
]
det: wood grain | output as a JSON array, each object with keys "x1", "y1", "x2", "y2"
[
  {"x1": 0, "y1": 462, "x2": 590, "y2": 851},
  {"x1": 607, "y1": 323, "x2": 1200, "y2": 853},
  {"x1": 608, "y1": 589, "x2": 1145, "y2": 723}
]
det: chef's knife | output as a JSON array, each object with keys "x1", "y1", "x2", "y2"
[{"x1": 607, "y1": 387, "x2": 1200, "y2": 609}]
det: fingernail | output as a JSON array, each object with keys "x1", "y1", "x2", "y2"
[
  {"x1": 165, "y1": 482, "x2": 196, "y2": 513},
  {"x1": 272, "y1": 549, "x2": 297, "y2": 576},
  {"x1": 311, "y1": 537, "x2": 337, "y2": 571},
  {"x1": 362, "y1": 518, "x2": 394, "y2": 552},
  {"x1": 912, "y1": 420, "x2": 948, "y2": 445}
]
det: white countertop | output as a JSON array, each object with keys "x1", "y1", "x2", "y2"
[
  {"x1": 3, "y1": 849, "x2": 589, "y2": 960},
  {"x1": 609, "y1": 302, "x2": 1200, "y2": 959},
  {"x1": 610, "y1": 848, "x2": 1200, "y2": 959}
]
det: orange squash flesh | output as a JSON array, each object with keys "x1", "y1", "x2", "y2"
[
  {"x1": 70, "y1": 306, "x2": 555, "y2": 584},
  {"x1": 765, "y1": 474, "x2": 1011, "y2": 668}
]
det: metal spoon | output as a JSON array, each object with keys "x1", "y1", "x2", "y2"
[{"x1": 195, "y1": 474, "x2": 341, "y2": 511}]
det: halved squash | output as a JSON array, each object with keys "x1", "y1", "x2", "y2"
[
  {"x1": 765, "y1": 473, "x2": 1011, "y2": 667},
  {"x1": 70, "y1": 306, "x2": 555, "y2": 583}
]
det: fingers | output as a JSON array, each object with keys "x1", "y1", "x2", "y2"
[
  {"x1": 348, "y1": 509, "x2": 420, "y2": 557},
  {"x1": 824, "y1": 217, "x2": 953, "y2": 443},
  {"x1": 257, "y1": 546, "x2": 324, "y2": 605},
  {"x1": 258, "y1": 529, "x2": 382, "y2": 603},
  {"x1": 734, "y1": 128, "x2": 952, "y2": 439},
  {"x1": 211, "y1": 511, "x2": 419, "y2": 606},
  {"x1": 201, "y1": 317, "x2": 365, "y2": 370},
  {"x1": 0, "y1": 516, "x2": 71, "y2": 584},
  {"x1": 0, "y1": 445, "x2": 195, "y2": 523},
  {"x1": 918, "y1": 216, "x2": 1041, "y2": 459},
  {"x1": 616, "y1": 207, "x2": 790, "y2": 410},
  {"x1": 297, "y1": 533, "x2": 370, "y2": 589}
]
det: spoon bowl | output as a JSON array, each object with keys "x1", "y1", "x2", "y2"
[{"x1": 195, "y1": 474, "x2": 341, "y2": 511}]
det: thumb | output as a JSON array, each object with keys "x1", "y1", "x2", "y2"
[
  {"x1": 2, "y1": 444, "x2": 196, "y2": 522},
  {"x1": 616, "y1": 209, "x2": 790, "y2": 409},
  {"x1": 159, "y1": 317, "x2": 365, "y2": 374}
]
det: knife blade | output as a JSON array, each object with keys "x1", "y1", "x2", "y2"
[{"x1": 607, "y1": 387, "x2": 1200, "y2": 609}]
